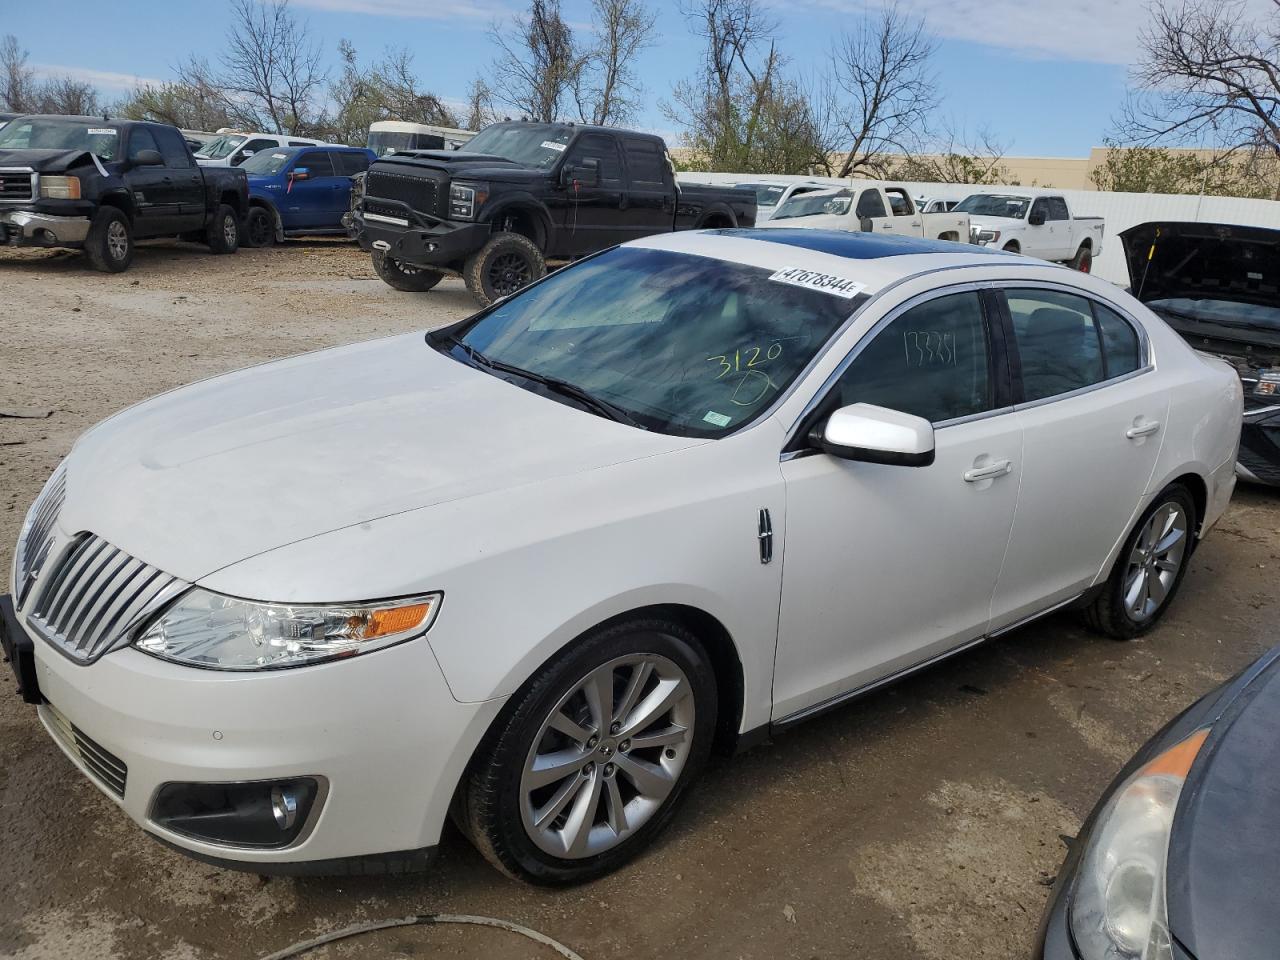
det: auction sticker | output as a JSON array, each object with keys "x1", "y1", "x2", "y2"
[
  {"x1": 88, "y1": 128, "x2": 115, "y2": 136},
  {"x1": 540, "y1": 141, "x2": 567, "y2": 152},
  {"x1": 768, "y1": 266, "x2": 865, "y2": 299}
]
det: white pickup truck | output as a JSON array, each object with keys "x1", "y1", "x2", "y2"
[
  {"x1": 760, "y1": 182, "x2": 971, "y2": 243},
  {"x1": 954, "y1": 192, "x2": 1104, "y2": 271}
]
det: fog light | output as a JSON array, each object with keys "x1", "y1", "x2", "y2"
[
  {"x1": 151, "y1": 777, "x2": 321, "y2": 848},
  {"x1": 271, "y1": 785, "x2": 298, "y2": 830}
]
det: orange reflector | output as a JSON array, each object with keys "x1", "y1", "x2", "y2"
[
  {"x1": 364, "y1": 602, "x2": 431, "y2": 639},
  {"x1": 1140, "y1": 727, "x2": 1210, "y2": 778}
]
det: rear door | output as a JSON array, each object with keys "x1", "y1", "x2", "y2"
[
  {"x1": 1047, "y1": 196, "x2": 1073, "y2": 260},
  {"x1": 620, "y1": 136, "x2": 673, "y2": 237},
  {"x1": 152, "y1": 125, "x2": 204, "y2": 230},
  {"x1": 329, "y1": 150, "x2": 370, "y2": 227},
  {"x1": 987, "y1": 285, "x2": 1166, "y2": 628}
]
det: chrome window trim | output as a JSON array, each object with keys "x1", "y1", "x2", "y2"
[{"x1": 1012, "y1": 364, "x2": 1155, "y2": 412}]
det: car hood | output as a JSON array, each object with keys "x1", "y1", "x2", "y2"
[
  {"x1": 0, "y1": 148, "x2": 101, "y2": 173},
  {"x1": 59, "y1": 333, "x2": 697, "y2": 584},
  {"x1": 966, "y1": 216, "x2": 1022, "y2": 230},
  {"x1": 374, "y1": 152, "x2": 550, "y2": 184},
  {"x1": 1120, "y1": 221, "x2": 1280, "y2": 309},
  {"x1": 1166, "y1": 654, "x2": 1280, "y2": 960}
]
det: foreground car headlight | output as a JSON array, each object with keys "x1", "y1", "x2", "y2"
[
  {"x1": 39, "y1": 175, "x2": 81, "y2": 199},
  {"x1": 1070, "y1": 728, "x2": 1209, "y2": 960},
  {"x1": 449, "y1": 181, "x2": 488, "y2": 220},
  {"x1": 134, "y1": 589, "x2": 442, "y2": 670}
]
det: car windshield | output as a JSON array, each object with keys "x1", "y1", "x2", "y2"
[
  {"x1": 742, "y1": 183, "x2": 786, "y2": 207},
  {"x1": 242, "y1": 149, "x2": 294, "y2": 175},
  {"x1": 195, "y1": 134, "x2": 246, "y2": 159},
  {"x1": 953, "y1": 194, "x2": 1030, "y2": 219},
  {"x1": 461, "y1": 123, "x2": 573, "y2": 168},
  {"x1": 1148, "y1": 298, "x2": 1280, "y2": 332},
  {"x1": 445, "y1": 246, "x2": 860, "y2": 437},
  {"x1": 771, "y1": 189, "x2": 852, "y2": 220},
  {"x1": 0, "y1": 118, "x2": 120, "y2": 160}
]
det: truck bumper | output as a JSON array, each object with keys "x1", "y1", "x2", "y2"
[
  {"x1": 0, "y1": 209, "x2": 91, "y2": 247},
  {"x1": 354, "y1": 208, "x2": 489, "y2": 267}
]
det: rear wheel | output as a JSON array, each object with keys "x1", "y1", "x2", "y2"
[
  {"x1": 84, "y1": 207, "x2": 133, "y2": 273},
  {"x1": 1070, "y1": 244, "x2": 1093, "y2": 272},
  {"x1": 458, "y1": 617, "x2": 716, "y2": 885},
  {"x1": 243, "y1": 207, "x2": 275, "y2": 247},
  {"x1": 463, "y1": 232, "x2": 546, "y2": 307},
  {"x1": 206, "y1": 204, "x2": 240, "y2": 254},
  {"x1": 371, "y1": 250, "x2": 444, "y2": 292},
  {"x1": 1084, "y1": 485, "x2": 1197, "y2": 639}
]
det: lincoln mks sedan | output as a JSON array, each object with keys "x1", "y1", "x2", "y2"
[{"x1": 2, "y1": 229, "x2": 1242, "y2": 883}]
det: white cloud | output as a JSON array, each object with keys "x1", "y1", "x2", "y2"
[
  {"x1": 32, "y1": 64, "x2": 165, "y2": 92},
  {"x1": 290, "y1": 0, "x2": 511, "y2": 22}
]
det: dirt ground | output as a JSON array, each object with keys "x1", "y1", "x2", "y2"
[{"x1": 1, "y1": 239, "x2": 1277, "y2": 960}]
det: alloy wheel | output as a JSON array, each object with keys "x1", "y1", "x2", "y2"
[
  {"x1": 519, "y1": 654, "x2": 695, "y2": 859},
  {"x1": 1123, "y1": 501, "x2": 1189, "y2": 621},
  {"x1": 107, "y1": 221, "x2": 128, "y2": 261},
  {"x1": 223, "y1": 215, "x2": 238, "y2": 247},
  {"x1": 488, "y1": 252, "x2": 532, "y2": 297}
]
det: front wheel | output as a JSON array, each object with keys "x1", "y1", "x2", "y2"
[
  {"x1": 458, "y1": 618, "x2": 717, "y2": 885},
  {"x1": 1069, "y1": 244, "x2": 1093, "y2": 272},
  {"x1": 84, "y1": 207, "x2": 134, "y2": 273},
  {"x1": 243, "y1": 206, "x2": 275, "y2": 247},
  {"x1": 206, "y1": 204, "x2": 240, "y2": 254},
  {"x1": 1084, "y1": 485, "x2": 1197, "y2": 639},
  {"x1": 371, "y1": 250, "x2": 444, "y2": 292},
  {"x1": 463, "y1": 232, "x2": 546, "y2": 307}
]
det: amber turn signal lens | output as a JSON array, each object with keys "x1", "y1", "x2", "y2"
[
  {"x1": 364, "y1": 602, "x2": 432, "y2": 639},
  {"x1": 1139, "y1": 727, "x2": 1210, "y2": 778}
]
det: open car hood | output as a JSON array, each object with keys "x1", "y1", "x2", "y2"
[{"x1": 1120, "y1": 221, "x2": 1280, "y2": 309}]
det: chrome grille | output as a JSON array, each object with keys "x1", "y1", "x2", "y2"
[
  {"x1": 0, "y1": 168, "x2": 35, "y2": 202},
  {"x1": 43, "y1": 702, "x2": 128, "y2": 798},
  {"x1": 365, "y1": 169, "x2": 441, "y2": 216},
  {"x1": 14, "y1": 466, "x2": 67, "y2": 606},
  {"x1": 28, "y1": 534, "x2": 188, "y2": 663}
]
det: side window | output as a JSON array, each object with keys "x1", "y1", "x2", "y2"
[
  {"x1": 566, "y1": 134, "x2": 623, "y2": 185},
  {"x1": 1030, "y1": 198, "x2": 1050, "y2": 222},
  {"x1": 127, "y1": 127, "x2": 161, "y2": 162},
  {"x1": 855, "y1": 189, "x2": 887, "y2": 219},
  {"x1": 622, "y1": 137, "x2": 666, "y2": 186},
  {"x1": 241, "y1": 138, "x2": 276, "y2": 158},
  {"x1": 886, "y1": 189, "x2": 912, "y2": 215},
  {"x1": 288, "y1": 140, "x2": 314, "y2": 147},
  {"x1": 1048, "y1": 197, "x2": 1070, "y2": 221},
  {"x1": 1005, "y1": 289, "x2": 1105, "y2": 402},
  {"x1": 333, "y1": 151, "x2": 368, "y2": 175},
  {"x1": 1094, "y1": 303, "x2": 1143, "y2": 377},
  {"x1": 832, "y1": 291, "x2": 993, "y2": 424},
  {"x1": 296, "y1": 151, "x2": 334, "y2": 177},
  {"x1": 152, "y1": 126, "x2": 192, "y2": 168}
]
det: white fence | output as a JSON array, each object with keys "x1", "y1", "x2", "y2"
[{"x1": 678, "y1": 172, "x2": 1280, "y2": 286}]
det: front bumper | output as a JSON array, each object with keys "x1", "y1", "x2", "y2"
[
  {"x1": 13, "y1": 605, "x2": 503, "y2": 872},
  {"x1": 1237, "y1": 403, "x2": 1280, "y2": 486},
  {"x1": 0, "y1": 209, "x2": 91, "y2": 247},
  {"x1": 353, "y1": 204, "x2": 488, "y2": 268}
]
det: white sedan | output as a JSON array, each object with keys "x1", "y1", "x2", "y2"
[{"x1": 3, "y1": 228, "x2": 1242, "y2": 884}]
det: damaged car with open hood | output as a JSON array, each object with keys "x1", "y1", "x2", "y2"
[{"x1": 1122, "y1": 222, "x2": 1280, "y2": 486}]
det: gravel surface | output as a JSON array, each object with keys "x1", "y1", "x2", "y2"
[{"x1": 2, "y1": 239, "x2": 1278, "y2": 960}]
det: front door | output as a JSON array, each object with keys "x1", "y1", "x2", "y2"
[
  {"x1": 556, "y1": 133, "x2": 628, "y2": 257},
  {"x1": 123, "y1": 127, "x2": 177, "y2": 236},
  {"x1": 1026, "y1": 198, "x2": 1056, "y2": 259},
  {"x1": 773, "y1": 288, "x2": 1023, "y2": 720},
  {"x1": 283, "y1": 150, "x2": 339, "y2": 228}
]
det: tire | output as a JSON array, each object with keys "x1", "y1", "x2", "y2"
[
  {"x1": 84, "y1": 207, "x2": 134, "y2": 273},
  {"x1": 243, "y1": 206, "x2": 275, "y2": 248},
  {"x1": 1070, "y1": 244, "x2": 1093, "y2": 273},
  {"x1": 206, "y1": 204, "x2": 240, "y2": 255},
  {"x1": 371, "y1": 250, "x2": 444, "y2": 292},
  {"x1": 1002, "y1": 241, "x2": 1021, "y2": 255},
  {"x1": 458, "y1": 617, "x2": 717, "y2": 885},
  {"x1": 1083, "y1": 484, "x2": 1197, "y2": 640},
  {"x1": 463, "y1": 232, "x2": 546, "y2": 307}
]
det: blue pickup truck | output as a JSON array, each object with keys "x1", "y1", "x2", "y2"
[{"x1": 240, "y1": 145, "x2": 376, "y2": 246}]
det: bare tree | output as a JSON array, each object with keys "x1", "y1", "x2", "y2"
[
  {"x1": 1118, "y1": 0, "x2": 1280, "y2": 171},
  {"x1": 219, "y1": 0, "x2": 326, "y2": 134},
  {"x1": 1, "y1": 34, "x2": 39, "y2": 113},
  {"x1": 828, "y1": 5, "x2": 938, "y2": 178},
  {"x1": 490, "y1": 0, "x2": 586, "y2": 122},
  {"x1": 36, "y1": 76, "x2": 100, "y2": 116},
  {"x1": 116, "y1": 75, "x2": 234, "y2": 131},
  {"x1": 465, "y1": 76, "x2": 501, "y2": 130},
  {"x1": 889, "y1": 125, "x2": 1012, "y2": 184},
  {"x1": 575, "y1": 0, "x2": 655, "y2": 125},
  {"x1": 327, "y1": 41, "x2": 459, "y2": 143}
]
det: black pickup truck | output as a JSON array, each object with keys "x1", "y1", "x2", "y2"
[
  {"x1": 352, "y1": 121, "x2": 756, "y2": 305},
  {"x1": 0, "y1": 115, "x2": 249, "y2": 272}
]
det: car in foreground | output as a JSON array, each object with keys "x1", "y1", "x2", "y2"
[
  {"x1": 958, "y1": 191, "x2": 1103, "y2": 271},
  {"x1": 241, "y1": 145, "x2": 376, "y2": 246},
  {"x1": 1121, "y1": 221, "x2": 1280, "y2": 487},
  {"x1": 1036, "y1": 642, "x2": 1280, "y2": 960},
  {"x1": 0, "y1": 115, "x2": 248, "y2": 271},
  {"x1": 762, "y1": 183, "x2": 970, "y2": 243},
  {"x1": 194, "y1": 132, "x2": 333, "y2": 167},
  {"x1": 2, "y1": 230, "x2": 1241, "y2": 883}
]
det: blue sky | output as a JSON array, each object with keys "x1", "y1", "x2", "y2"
[{"x1": 5, "y1": 0, "x2": 1174, "y2": 156}]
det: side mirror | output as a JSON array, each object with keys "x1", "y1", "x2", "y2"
[
  {"x1": 859, "y1": 216, "x2": 874, "y2": 232},
  {"x1": 290, "y1": 167, "x2": 311, "y2": 181},
  {"x1": 233, "y1": 150, "x2": 255, "y2": 165},
  {"x1": 812, "y1": 403, "x2": 935, "y2": 466},
  {"x1": 1028, "y1": 208, "x2": 1046, "y2": 225},
  {"x1": 132, "y1": 149, "x2": 164, "y2": 167},
  {"x1": 565, "y1": 157, "x2": 600, "y2": 188}
]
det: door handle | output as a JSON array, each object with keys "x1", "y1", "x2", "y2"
[
  {"x1": 910, "y1": 220, "x2": 921, "y2": 227},
  {"x1": 1126, "y1": 421, "x2": 1161, "y2": 439},
  {"x1": 964, "y1": 459, "x2": 1013, "y2": 483}
]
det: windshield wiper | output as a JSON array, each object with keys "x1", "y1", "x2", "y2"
[{"x1": 441, "y1": 335, "x2": 645, "y2": 429}]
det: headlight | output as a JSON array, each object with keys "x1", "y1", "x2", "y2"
[
  {"x1": 449, "y1": 181, "x2": 488, "y2": 220},
  {"x1": 39, "y1": 175, "x2": 81, "y2": 200},
  {"x1": 133, "y1": 589, "x2": 442, "y2": 670},
  {"x1": 977, "y1": 229, "x2": 1000, "y2": 244},
  {"x1": 1069, "y1": 728, "x2": 1209, "y2": 960}
]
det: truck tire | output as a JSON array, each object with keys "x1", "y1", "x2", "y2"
[
  {"x1": 84, "y1": 207, "x2": 134, "y2": 273},
  {"x1": 371, "y1": 250, "x2": 444, "y2": 292},
  {"x1": 1002, "y1": 241, "x2": 1021, "y2": 255},
  {"x1": 243, "y1": 207, "x2": 275, "y2": 248},
  {"x1": 1069, "y1": 244, "x2": 1093, "y2": 273},
  {"x1": 464, "y1": 232, "x2": 546, "y2": 307},
  {"x1": 206, "y1": 204, "x2": 240, "y2": 255}
]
